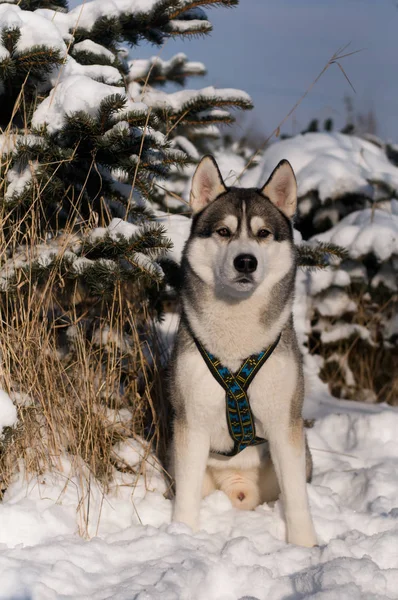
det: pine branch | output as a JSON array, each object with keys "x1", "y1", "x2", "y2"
[
  {"x1": 129, "y1": 54, "x2": 206, "y2": 87},
  {"x1": 97, "y1": 94, "x2": 128, "y2": 133},
  {"x1": 16, "y1": 0, "x2": 68, "y2": 9},
  {"x1": 168, "y1": 1, "x2": 239, "y2": 20},
  {"x1": 71, "y1": 49, "x2": 116, "y2": 68},
  {"x1": 165, "y1": 19, "x2": 212, "y2": 36},
  {"x1": 1, "y1": 27, "x2": 21, "y2": 54},
  {"x1": 72, "y1": 0, "x2": 239, "y2": 48},
  {"x1": 82, "y1": 225, "x2": 172, "y2": 261},
  {"x1": 297, "y1": 241, "x2": 349, "y2": 270},
  {"x1": 14, "y1": 46, "x2": 63, "y2": 76},
  {"x1": 0, "y1": 223, "x2": 172, "y2": 296}
]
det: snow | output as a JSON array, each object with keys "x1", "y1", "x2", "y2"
[
  {"x1": 307, "y1": 267, "x2": 351, "y2": 296},
  {"x1": 133, "y1": 251, "x2": 164, "y2": 278},
  {"x1": 0, "y1": 133, "x2": 43, "y2": 156},
  {"x1": 372, "y1": 262, "x2": 398, "y2": 291},
  {"x1": 35, "y1": 8, "x2": 75, "y2": 42},
  {"x1": 134, "y1": 86, "x2": 252, "y2": 113},
  {"x1": 314, "y1": 289, "x2": 357, "y2": 317},
  {"x1": 1, "y1": 400, "x2": 398, "y2": 598},
  {"x1": 68, "y1": 0, "x2": 161, "y2": 31},
  {"x1": 244, "y1": 132, "x2": 398, "y2": 202},
  {"x1": 171, "y1": 135, "x2": 200, "y2": 159},
  {"x1": 320, "y1": 323, "x2": 372, "y2": 345},
  {"x1": 56, "y1": 56, "x2": 123, "y2": 86},
  {"x1": 89, "y1": 218, "x2": 141, "y2": 242},
  {"x1": 4, "y1": 163, "x2": 35, "y2": 201},
  {"x1": 37, "y1": 2, "x2": 211, "y2": 42},
  {"x1": 167, "y1": 18, "x2": 211, "y2": 34},
  {"x1": 0, "y1": 4, "x2": 67, "y2": 56},
  {"x1": 128, "y1": 53, "x2": 205, "y2": 82},
  {"x1": 73, "y1": 40, "x2": 116, "y2": 62},
  {"x1": 0, "y1": 389, "x2": 17, "y2": 435},
  {"x1": 32, "y1": 76, "x2": 147, "y2": 133},
  {"x1": 154, "y1": 211, "x2": 191, "y2": 263},
  {"x1": 312, "y1": 209, "x2": 398, "y2": 262}
]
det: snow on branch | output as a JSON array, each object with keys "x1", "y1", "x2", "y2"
[
  {"x1": 312, "y1": 208, "x2": 398, "y2": 263},
  {"x1": 68, "y1": 0, "x2": 171, "y2": 33},
  {"x1": 32, "y1": 76, "x2": 148, "y2": 133},
  {"x1": 0, "y1": 4, "x2": 67, "y2": 56},
  {"x1": 138, "y1": 86, "x2": 252, "y2": 113},
  {"x1": 244, "y1": 132, "x2": 398, "y2": 203},
  {"x1": 165, "y1": 18, "x2": 212, "y2": 35},
  {"x1": 0, "y1": 218, "x2": 172, "y2": 294},
  {"x1": 128, "y1": 53, "x2": 205, "y2": 86}
]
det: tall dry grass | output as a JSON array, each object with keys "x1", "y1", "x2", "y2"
[{"x1": 0, "y1": 106, "x2": 170, "y2": 522}]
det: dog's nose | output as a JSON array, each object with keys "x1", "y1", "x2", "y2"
[{"x1": 233, "y1": 254, "x2": 258, "y2": 273}]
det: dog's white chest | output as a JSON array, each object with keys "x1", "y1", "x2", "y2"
[{"x1": 176, "y1": 347, "x2": 298, "y2": 462}]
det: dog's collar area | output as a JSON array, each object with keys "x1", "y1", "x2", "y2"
[{"x1": 191, "y1": 330, "x2": 281, "y2": 457}]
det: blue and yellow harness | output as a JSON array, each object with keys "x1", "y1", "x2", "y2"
[{"x1": 192, "y1": 333, "x2": 281, "y2": 456}]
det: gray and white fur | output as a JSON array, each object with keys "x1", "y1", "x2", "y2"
[{"x1": 169, "y1": 156, "x2": 317, "y2": 547}]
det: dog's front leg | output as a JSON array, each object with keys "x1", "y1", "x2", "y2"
[
  {"x1": 268, "y1": 420, "x2": 317, "y2": 547},
  {"x1": 171, "y1": 419, "x2": 210, "y2": 531}
]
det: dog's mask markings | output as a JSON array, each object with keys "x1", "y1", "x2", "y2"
[
  {"x1": 217, "y1": 215, "x2": 238, "y2": 237},
  {"x1": 190, "y1": 155, "x2": 227, "y2": 214},
  {"x1": 261, "y1": 159, "x2": 297, "y2": 218},
  {"x1": 250, "y1": 216, "x2": 272, "y2": 239}
]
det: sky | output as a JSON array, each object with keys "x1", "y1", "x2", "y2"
[{"x1": 69, "y1": 0, "x2": 398, "y2": 142}]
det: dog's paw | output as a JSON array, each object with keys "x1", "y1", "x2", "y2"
[{"x1": 171, "y1": 510, "x2": 199, "y2": 532}]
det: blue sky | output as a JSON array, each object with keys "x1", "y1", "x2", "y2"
[{"x1": 70, "y1": 0, "x2": 398, "y2": 141}]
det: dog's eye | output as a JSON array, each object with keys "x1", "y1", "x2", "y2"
[
  {"x1": 216, "y1": 227, "x2": 231, "y2": 238},
  {"x1": 257, "y1": 228, "x2": 271, "y2": 239}
]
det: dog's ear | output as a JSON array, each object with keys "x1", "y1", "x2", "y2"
[
  {"x1": 190, "y1": 155, "x2": 227, "y2": 214},
  {"x1": 261, "y1": 159, "x2": 297, "y2": 218}
]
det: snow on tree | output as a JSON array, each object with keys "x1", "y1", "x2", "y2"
[
  {"x1": 0, "y1": 0, "x2": 251, "y2": 287},
  {"x1": 244, "y1": 132, "x2": 398, "y2": 238},
  {"x1": 306, "y1": 207, "x2": 398, "y2": 404},
  {"x1": 0, "y1": 0, "x2": 252, "y2": 490}
]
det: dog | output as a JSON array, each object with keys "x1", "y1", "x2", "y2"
[{"x1": 169, "y1": 155, "x2": 316, "y2": 547}]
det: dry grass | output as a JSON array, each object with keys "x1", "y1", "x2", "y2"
[
  {"x1": 0, "y1": 95, "x2": 171, "y2": 528},
  {"x1": 0, "y1": 265, "x2": 169, "y2": 485},
  {"x1": 0, "y1": 247, "x2": 171, "y2": 539}
]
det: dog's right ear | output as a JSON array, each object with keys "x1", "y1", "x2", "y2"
[
  {"x1": 190, "y1": 155, "x2": 227, "y2": 214},
  {"x1": 261, "y1": 159, "x2": 297, "y2": 218}
]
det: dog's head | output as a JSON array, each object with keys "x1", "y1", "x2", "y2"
[{"x1": 184, "y1": 155, "x2": 297, "y2": 299}]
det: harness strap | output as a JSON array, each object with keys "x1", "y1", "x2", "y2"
[{"x1": 192, "y1": 333, "x2": 281, "y2": 457}]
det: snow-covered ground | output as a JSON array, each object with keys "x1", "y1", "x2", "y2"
[{"x1": 1, "y1": 370, "x2": 398, "y2": 599}]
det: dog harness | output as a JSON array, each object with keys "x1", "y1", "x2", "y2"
[{"x1": 192, "y1": 334, "x2": 281, "y2": 457}]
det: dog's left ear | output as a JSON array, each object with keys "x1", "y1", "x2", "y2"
[
  {"x1": 190, "y1": 155, "x2": 227, "y2": 214},
  {"x1": 261, "y1": 159, "x2": 297, "y2": 218}
]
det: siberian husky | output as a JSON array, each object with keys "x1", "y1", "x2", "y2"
[{"x1": 169, "y1": 156, "x2": 316, "y2": 547}]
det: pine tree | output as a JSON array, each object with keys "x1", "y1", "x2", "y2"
[
  {"x1": 0, "y1": 0, "x2": 251, "y2": 291},
  {"x1": 0, "y1": 0, "x2": 252, "y2": 493}
]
